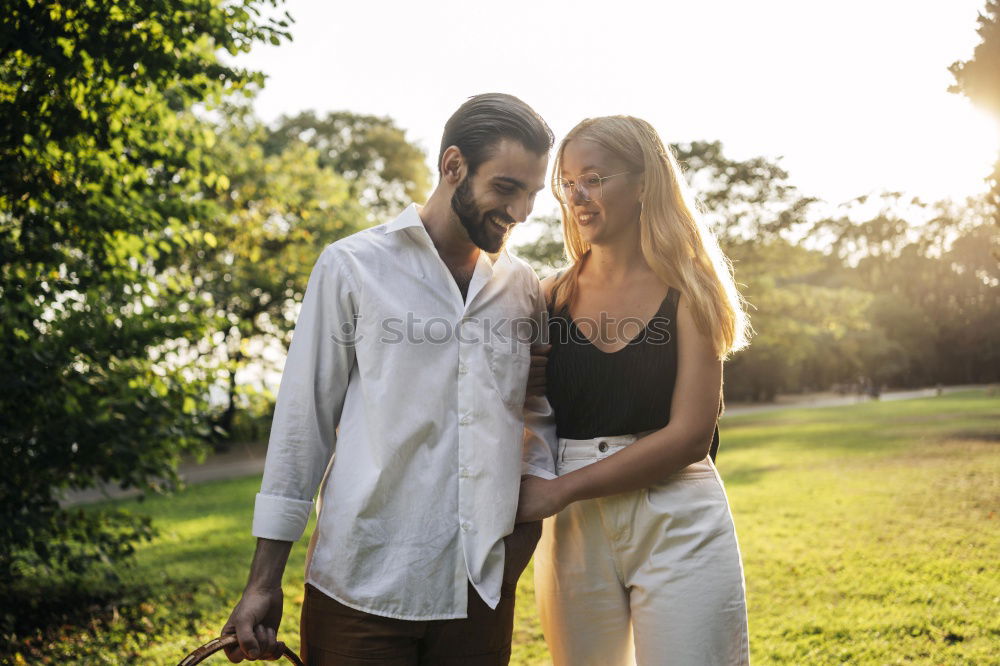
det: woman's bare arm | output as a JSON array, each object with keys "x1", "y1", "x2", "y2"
[{"x1": 516, "y1": 295, "x2": 721, "y2": 522}]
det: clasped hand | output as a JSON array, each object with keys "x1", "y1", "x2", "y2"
[{"x1": 515, "y1": 475, "x2": 569, "y2": 523}]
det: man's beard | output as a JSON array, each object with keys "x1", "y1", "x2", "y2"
[{"x1": 451, "y1": 176, "x2": 515, "y2": 253}]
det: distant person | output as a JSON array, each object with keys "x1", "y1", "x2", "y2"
[
  {"x1": 867, "y1": 380, "x2": 881, "y2": 400},
  {"x1": 221, "y1": 93, "x2": 555, "y2": 665},
  {"x1": 518, "y1": 116, "x2": 752, "y2": 665}
]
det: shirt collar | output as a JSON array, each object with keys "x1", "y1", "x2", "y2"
[
  {"x1": 385, "y1": 203, "x2": 513, "y2": 266},
  {"x1": 483, "y1": 246, "x2": 512, "y2": 268},
  {"x1": 384, "y1": 203, "x2": 425, "y2": 234}
]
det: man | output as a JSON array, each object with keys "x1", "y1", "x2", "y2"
[{"x1": 222, "y1": 93, "x2": 555, "y2": 665}]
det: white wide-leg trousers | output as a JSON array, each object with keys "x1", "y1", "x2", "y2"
[{"x1": 534, "y1": 434, "x2": 750, "y2": 666}]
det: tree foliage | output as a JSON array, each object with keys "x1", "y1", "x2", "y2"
[
  {"x1": 950, "y1": 0, "x2": 1000, "y2": 217},
  {"x1": 673, "y1": 140, "x2": 815, "y2": 241},
  {"x1": 949, "y1": 0, "x2": 1000, "y2": 118},
  {"x1": 265, "y1": 110, "x2": 432, "y2": 219},
  {"x1": 0, "y1": 0, "x2": 288, "y2": 590},
  {"x1": 177, "y1": 103, "x2": 370, "y2": 441}
]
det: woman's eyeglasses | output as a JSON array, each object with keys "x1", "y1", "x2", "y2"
[{"x1": 555, "y1": 171, "x2": 631, "y2": 203}]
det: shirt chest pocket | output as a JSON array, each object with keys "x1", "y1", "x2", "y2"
[{"x1": 485, "y1": 343, "x2": 530, "y2": 408}]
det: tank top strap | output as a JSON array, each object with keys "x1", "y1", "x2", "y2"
[{"x1": 666, "y1": 286, "x2": 681, "y2": 311}]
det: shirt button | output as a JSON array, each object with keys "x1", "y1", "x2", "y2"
[
  {"x1": 598, "y1": 441, "x2": 609, "y2": 453},
  {"x1": 460, "y1": 467, "x2": 470, "y2": 478},
  {"x1": 461, "y1": 521, "x2": 471, "y2": 532},
  {"x1": 459, "y1": 415, "x2": 471, "y2": 426},
  {"x1": 458, "y1": 363, "x2": 468, "y2": 375}
]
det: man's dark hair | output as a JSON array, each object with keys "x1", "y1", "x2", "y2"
[{"x1": 438, "y1": 93, "x2": 554, "y2": 175}]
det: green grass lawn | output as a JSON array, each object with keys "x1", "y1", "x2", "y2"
[{"x1": 9, "y1": 390, "x2": 998, "y2": 664}]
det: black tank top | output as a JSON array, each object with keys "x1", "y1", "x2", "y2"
[{"x1": 546, "y1": 286, "x2": 721, "y2": 460}]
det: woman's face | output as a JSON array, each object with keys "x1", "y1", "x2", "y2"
[{"x1": 559, "y1": 138, "x2": 642, "y2": 246}]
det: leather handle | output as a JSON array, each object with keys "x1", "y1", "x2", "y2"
[{"x1": 177, "y1": 634, "x2": 305, "y2": 666}]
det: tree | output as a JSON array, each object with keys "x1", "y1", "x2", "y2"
[
  {"x1": 0, "y1": 0, "x2": 288, "y2": 591},
  {"x1": 794, "y1": 194, "x2": 1000, "y2": 389},
  {"x1": 177, "y1": 103, "x2": 369, "y2": 441},
  {"x1": 720, "y1": 236, "x2": 877, "y2": 400},
  {"x1": 182, "y1": 108, "x2": 432, "y2": 443},
  {"x1": 511, "y1": 214, "x2": 566, "y2": 276},
  {"x1": 672, "y1": 140, "x2": 816, "y2": 241},
  {"x1": 950, "y1": 0, "x2": 1000, "y2": 215},
  {"x1": 264, "y1": 110, "x2": 432, "y2": 219},
  {"x1": 947, "y1": 3, "x2": 1000, "y2": 384},
  {"x1": 949, "y1": 1, "x2": 1000, "y2": 118}
]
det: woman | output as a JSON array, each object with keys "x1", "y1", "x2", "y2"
[{"x1": 517, "y1": 116, "x2": 752, "y2": 665}]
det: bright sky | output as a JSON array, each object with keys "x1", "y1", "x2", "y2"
[{"x1": 234, "y1": 0, "x2": 998, "y2": 226}]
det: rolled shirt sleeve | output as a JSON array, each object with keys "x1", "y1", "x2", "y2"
[
  {"x1": 522, "y1": 395, "x2": 558, "y2": 479},
  {"x1": 252, "y1": 245, "x2": 357, "y2": 542}
]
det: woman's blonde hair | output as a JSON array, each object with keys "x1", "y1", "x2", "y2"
[{"x1": 550, "y1": 116, "x2": 751, "y2": 359}]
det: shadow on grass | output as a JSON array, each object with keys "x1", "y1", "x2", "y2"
[
  {"x1": 1, "y1": 574, "x2": 208, "y2": 664},
  {"x1": 720, "y1": 464, "x2": 785, "y2": 486},
  {"x1": 0, "y1": 476, "x2": 266, "y2": 663},
  {"x1": 950, "y1": 430, "x2": 1000, "y2": 443}
]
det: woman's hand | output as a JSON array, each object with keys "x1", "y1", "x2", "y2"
[{"x1": 515, "y1": 475, "x2": 570, "y2": 523}]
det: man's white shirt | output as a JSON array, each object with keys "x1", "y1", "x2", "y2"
[{"x1": 252, "y1": 204, "x2": 557, "y2": 620}]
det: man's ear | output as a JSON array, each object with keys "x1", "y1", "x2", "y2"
[{"x1": 440, "y1": 145, "x2": 467, "y2": 186}]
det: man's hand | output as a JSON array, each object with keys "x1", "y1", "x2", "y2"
[
  {"x1": 221, "y1": 585, "x2": 284, "y2": 662},
  {"x1": 220, "y1": 538, "x2": 293, "y2": 663},
  {"x1": 526, "y1": 343, "x2": 551, "y2": 398},
  {"x1": 502, "y1": 519, "x2": 543, "y2": 587}
]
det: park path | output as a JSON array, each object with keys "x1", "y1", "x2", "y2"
[
  {"x1": 62, "y1": 384, "x2": 986, "y2": 506},
  {"x1": 61, "y1": 440, "x2": 270, "y2": 506}
]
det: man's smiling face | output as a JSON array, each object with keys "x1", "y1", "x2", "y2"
[{"x1": 451, "y1": 139, "x2": 549, "y2": 253}]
